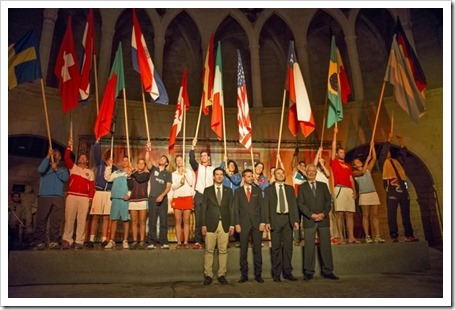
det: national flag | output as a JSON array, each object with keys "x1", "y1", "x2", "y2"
[
  {"x1": 132, "y1": 8, "x2": 168, "y2": 104},
  {"x1": 285, "y1": 41, "x2": 315, "y2": 137},
  {"x1": 168, "y1": 68, "x2": 190, "y2": 154},
  {"x1": 94, "y1": 43, "x2": 125, "y2": 140},
  {"x1": 384, "y1": 30, "x2": 426, "y2": 123},
  {"x1": 201, "y1": 33, "x2": 215, "y2": 115},
  {"x1": 327, "y1": 36, "x2": 343, "y2": 128},
  {"x1": 236, "y1": 50, "x2": 252, "y2": 151},
  {"x1": 79, "y1": 8, "x2": 95, "y2": 101},
  {"x1": 336, "y1": 47, "x2": 351, "y2": 104},
  {"x1": 211, "y1": 41, "x2": 224, "y2": 140},
  {"x1": 8, "y1": 30, "x2": 42, "y2": 90},
  {"x1": 54, "y1": 16, "x2": 81, "y2": 114}
]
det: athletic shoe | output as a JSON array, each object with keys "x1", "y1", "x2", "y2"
[
  {"x1": 139, "y1": 241, "x2": 146, "y2": 249},
  {"x1": 193, "y1": 242, "x2": 202, "y2": 249},
  {"x1": 101, "y1": 240, "x2": 109, "y2": 247},
  {"x1": 365, "y1": 236, "x2": 373, "y2": 244},
  {"x1": 74, "y1": 243, "x2": 84, "y2": 250},
  {"x1": 374, "y1": 236, "x2": 385, "y2": 243},
  {"x1": 49, "y1": 242, "x2": 60, "y2": 250},
  {"x1": 161, "y1": 244, "x2": 170, "y2": 250},
  {"x1": 130, "y1": 241, "x2": 138, "y2": 250},
  {"x1": 33, "y1": 243, "x2": 45, "y2": 251},
  {"x1": 147, "y1": 244, "x2": 156, "y2": 250},
  {"x1": 404, "y1": 236, "x2": 419, "y2": 242},
  {"x1": 62, "y1": 241, "x2": 71, "y2": 250},
  {"x1": 122, "y1": 240, "x2": 130, "y2": 249},
  {"x1": 86, "y1": 241, "x2": 95, "y2": 248},
  {"x1": 105, "y1": 240, "x2": 115, "y2": 249}
]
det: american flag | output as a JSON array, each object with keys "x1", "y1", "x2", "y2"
[{"x1": 237, "y1": 50, "x2": 252, "y2": 151}]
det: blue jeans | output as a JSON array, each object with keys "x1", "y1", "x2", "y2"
[{"x1": 148, "y1": 196, "x2": 168, "y2": 245}]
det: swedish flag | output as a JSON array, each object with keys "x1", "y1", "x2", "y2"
[{"x1": 8, "y1": 30, "x2": 42, "y2": 90}]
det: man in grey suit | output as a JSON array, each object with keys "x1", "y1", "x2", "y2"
[
  {"x1": 298, "y1": 164, "x2": 339, "y2": 281},
  {"x1": 234, "y1": 169, "x2": 265, "y2": 283},
  {"x1": 264, "y1": 168, "x2": 299, "y2": 282},
  {"x1": 201, "y1": 167, "x2": 235, "y2": 285}
]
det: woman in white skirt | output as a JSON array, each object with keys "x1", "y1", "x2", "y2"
[
  {"x1": 171, "y1": 155, "x2": 194, "y2": 249},
  {"x1": 352, "y1": 143, "x2": 385, "y2": 244},
  {"x1": 127, "y1": 158, "x2": 150, "y2": 249}
]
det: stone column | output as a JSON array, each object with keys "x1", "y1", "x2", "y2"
[
  {"x1": 40, "y1": 8, "x2": 58, "y2": 81},
  {"x1": 249, "y1": 43, "x2": 262, "y2": 108},
  {"x1": 97, "y1": 20, "x2": 115, "y2": 93},
  {"x1": 345, "y1": 34, "x2": 364, "y2": 102},
  {"x1": 154, "y1": 34, "x2": 165, "y2": 76}
]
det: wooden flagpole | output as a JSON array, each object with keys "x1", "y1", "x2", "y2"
[
  {"x1": 182, "y1": 99, "x2": 187, "y2": 165},
  {"x1": 93, "y1": 54, "x2": 99, "y2": 114},
  {"x1": 141, "y1": 88, "x2": 151, "y2": 141},
  {"x1": 250, "y1": 146, "x2": 255, "y2": 170},
  {"x1": 122, "y1": 89, "x2": 131, "y2": 160},
  {"x1": 194, "y1": 101, "x2": 203, "y2": 141},
  {"x1": 221, "y1": 93, "x2": 227, "y2": 157},
  {"x1": 40, "y1": 79, "x2": 54, "y2": 162},
  {"x1": 69, "y1": 111, "x2": 73, "y2": 151},
  {"x1": 320, "y1": 96, "x2": 328, "y2": 149},
  {"x1": 276, "y1": 88, "x2": 287, "y2": 168},
  {"x1": 371, "y1": 81, "x2": 387, "y2": 145}
]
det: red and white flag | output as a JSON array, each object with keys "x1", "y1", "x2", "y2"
[
  {"x1": 54, "y1": 16, "x2": 81, "y2": 114},
  {"x1": 79, "y1": 8, "x2": 94, "y2": 101},
  {"x1": 168, "y1": 68, "x2": 190, "y2": 154},
  {"x1": 236, "y1": 50, "x2": 252, "y2": 151}
]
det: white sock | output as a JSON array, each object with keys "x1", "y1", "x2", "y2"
[
  {"x1": 90, "y1": 235, "x2": 95, "y2": 242},
  {"x1": 102, "y1": 237, "x2": 107, "y2": 242}
]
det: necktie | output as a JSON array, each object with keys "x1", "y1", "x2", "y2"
[
  {"x1": 216, "y1": 187, "x2": 222, "y2": 205},
  {"x1": 246, "y1": 186, "x2": 251, "y2": 202},
  {"x1": 279, "y1": 184, "x2": 285, "y2": 213},
  {"x1": 311, "y1": 182, "x2": 316, "y2": 197}
]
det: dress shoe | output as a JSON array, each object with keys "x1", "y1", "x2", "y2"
[
  {"x1": 255, "y1": 276, "x2": 264, "y2": 283},
  {"x1": 284, "y1": 274, "x2": 298, "y2": 281},
  {"x1": 238, "y1": 275, "x2": 248, "y2": 283},
  {"x1": 203, "y1": 276, "x2": 212, "y2": 285},
  {"x1": 273, "y1": 277, "x2": 281, "y2": 282},
  {"x1": 303, "y1": 273, "x2": 313, "y2": 281},
  {"x1": 218, "y1": 275, "x2": 228, "y2": 285},
  {"x1": 322, "y1": 273, "x2": 339, "y2": 280}
]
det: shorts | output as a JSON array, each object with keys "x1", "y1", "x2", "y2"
[
  {"x1": 359, "y1": 192, "x2": 380, "y2": 206},
  {"x1": 110, "y1": 198, "x2": 130, "y2": 221},
  {"x1": 129, "y1": 201, "x2": 148, "y2": 211},
  {"x1": 172, "y1": 196, "x2": 193, "y2": 210},
  {"x1": 90, "y1": 191, "x2": 111, "y2": 215},
  {"x1": 333, "y1": 186, "x2": 355, "y2": 212}
]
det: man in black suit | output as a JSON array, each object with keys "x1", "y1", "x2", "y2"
[
  {"x1": 201, "y1": 167, "x2": 234, "y2": 285},
  {"x1": 298, "y1": 164, "x2": 339, "y2": 281},
  {"x1": 264, "y1": 168, "x2": 299, "y2": 282},
  {"x1": 233, "y1": 169, "x2": 265, "y2": 283}
]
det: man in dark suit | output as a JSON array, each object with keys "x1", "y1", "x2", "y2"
[
  {"x1": 264, "y1": 168, "x2": 299, "y2": 282},
  {"x1": 233, "y1": 169, "x2": 265, "y2": 283},
  {"x1": 201, "y1": 167, "x2": 234, "y2": 285},
  {"x1": 298, "y1": 164, "x2": 339, "y2": 281}
]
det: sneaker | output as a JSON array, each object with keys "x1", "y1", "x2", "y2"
[
  {"x1": 293, "y1": 241, "x2": 300, "y2": 246},
  {"x1": 101, "y1": 240, "x2": 109, "y2": 247},
  {"x1": 404, "y1": 236, "x2": 419, "y2": 242},
  {"x1": 130, "y1": 241, "x2": 138, "y2": 250},
  {"x1": 392, "y1": 238, "x2": 399, "y2": 243},
  {"x1": 374, "y1": 236, "x2": 385, "y2": 243},
  {"x1": 261, "y1": 242, "x2": 265, "y2": 247},
  {"x1": 147, "y1": 244, "x2": 156, "y2": 250},
  {"x1": 105, "y1": 240, "x2": 115, "y2": 249},
  {"x1": 87, "y1": 241, "x2": 95, "y2": 248},
  {"x1": 62, "y1": 241, "x2": 71, "y2": 250},
  {"x1": 161, "y1": 244, "x2": 170, "y2": 250},
  {"x1": 74, "y1": 243, "x2": 84, "y2": 250},
  {"x1": 235, "y1": 242, "x2": 241, "y2": 248},
  {"x1": 193, "y1": 242, "x2": 202, "y2": 250},
  {"x1": 139, "y1": 241, "x2": 146, "y2": 249},
  {"x1": 49, "y1": 242, "x2": 60, "y2": 250},
  {"x1": 365, "y1": 236, "x2": 373, "y2": 244},
  {"x1": 122, "y1": 240, "x2": 130, "y2": 249},
  {"x1": 33, "y1": 243, "x2": 45, "y2": 251}
]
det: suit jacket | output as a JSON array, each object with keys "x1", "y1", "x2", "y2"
[
  {"x1": 297, "y1": 181, "x2": 332, "y2": 228},
  {"x1": 264, "y1": 183, "x2": 299, "y2": 228},
  {"x1": 201, "y1": 185, "x2": 234, "y2": 233},
  {"x1": 233, "y1": 185, "x2": 264, "y2": 229}
]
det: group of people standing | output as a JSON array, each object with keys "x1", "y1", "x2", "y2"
[{"x1": 21, "y1": 127, "x2": 418, "y2": 283}]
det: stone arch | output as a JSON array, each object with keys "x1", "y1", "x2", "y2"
[{"x1": 346, "y1": 143, "x2": 442, "y2": 247}]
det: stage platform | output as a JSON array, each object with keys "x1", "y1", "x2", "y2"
[{"x1": 8, "y1": 241, "x2": 430, "y2": 286}]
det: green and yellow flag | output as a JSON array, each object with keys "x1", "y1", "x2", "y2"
[{"x1": 327, "y1": 36, "x2": 343, "y2": 128}]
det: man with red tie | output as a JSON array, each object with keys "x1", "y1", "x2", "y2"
[{"x1": 233, "y1": 169, "x2": 265, "y2": 283}]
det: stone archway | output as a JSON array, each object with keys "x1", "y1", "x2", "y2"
[{"x1": 346, "y1": 143, "x2": 442, "y2": 247}]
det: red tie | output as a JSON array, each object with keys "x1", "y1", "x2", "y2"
[{"x1": 246, "y1": 186, "x2": 251, "y2": 202}]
